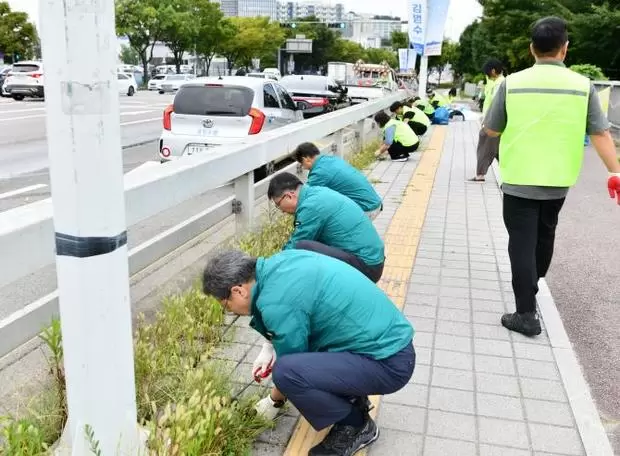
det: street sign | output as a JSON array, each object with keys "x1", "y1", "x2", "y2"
[{"x1": 286, "y1": 38, "x2": 312, "y2": 54}]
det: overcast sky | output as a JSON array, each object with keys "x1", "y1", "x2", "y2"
[{"x1": 10, "y1": 0, "x2": 482, "y2": 41}]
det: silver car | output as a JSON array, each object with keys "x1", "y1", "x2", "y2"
[{"x1": 158, "y1": 76, "x2": 305, "y2": 173}]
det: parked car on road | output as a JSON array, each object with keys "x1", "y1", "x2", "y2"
[
  {"x1": 0, "y1": 67, "x2": 11, "y2": 97},
  {"x1": 148, "y1": 74, "x2": 167, "y2": 91},
  {"x1": 3, "y1": 61, "x2": 44, "y2": 101},
  {"x1": 279, "y1": 75, "x2": 351, "y2": 118},
  {"x1": 246, "y1": 72, "x2": 278, "y2": 81},
  {"x1": 159, "y1": 74, "x2": 195, "y2": 94},
  {"x1": 117, "y1": 72, "x2": 137, "y2": 96},
  {"x1": 158, "y1": 76, "x2": 305, "y2": 178}
]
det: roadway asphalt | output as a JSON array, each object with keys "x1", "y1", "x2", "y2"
[
  {"x1": 0, "y1": 91, "x2": 237, "y2": 321},
  {"x1": 0, "y1": 90, "x2": 170, "y2": 180},
  {"x1": 546, "y1": 146, "x2": 620, "y2": 452}
]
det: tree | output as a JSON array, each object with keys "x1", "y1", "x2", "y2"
[
  {"x1": 219, "y1": 17, "x2": 284, "y2": 74},
  {"x1": 194, "y1": 1, "x2": 229, "y2": 75},
  {"x1": 161, "y1": 0, "x2": 199, "y2": 73},
  {"x1": 365, "y1": 48, "x2": 398, "y2": 69},
  {"x1": 115, "y1": 0, "x2": 165, "y2": 83},
  {"x1": 0, "y1": 2, "x2": 38, "y2": 62},
  {"x1": 119, "y1": 44, "x2": 140, "y2": 65},
  {"x1": 390, "y1": 31, "x2": 409, "y2": 51}
]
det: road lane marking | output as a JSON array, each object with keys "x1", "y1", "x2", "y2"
[
  {"x1": 120, "y1": 117, "x2": 161, "y2": 126},
  {"x1": 0, "y1": 184, "x2": 48, "y2": 200}
]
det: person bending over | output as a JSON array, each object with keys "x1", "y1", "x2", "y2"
[
  {"x1": 202, "y1": 249, "x2": 415, "y2": 456},
  {"x1": 294, "y1": 142, "x2": 383, "y2": 218},
  {"x1": 390, "y1": 101, "x2": 430, "y2": 136},
  {"x1": 268, "y1": 172, "x2": 385, "y2": 283},
  {"x1": 374, "y1": 111, "x2": 419, "y2": 162}
]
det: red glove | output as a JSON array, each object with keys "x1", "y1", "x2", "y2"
[{"x1": 609, "y1": 174, "x2": 620, "y2": 205}]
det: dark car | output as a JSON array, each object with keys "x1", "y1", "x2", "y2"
[{"x1": 279, "y1": 75, "x2": 351, "y2": 118}]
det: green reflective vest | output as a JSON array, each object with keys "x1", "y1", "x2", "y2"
[
  {"x1": 499, "y1": 64, "x2": 590, "y2": 187},
  {"x1": 482, "y1": 74, "x2": 504, "y2": 115},
  {"x1": 399, "y1": 105, "x2": 430, "y2": 127},
  {"x1": 416, "y1": 99, "x2": 435, "y2": 115},
  {"x1": 383, "y1": 118, "x2": 419, "y2": 147},
  {"x1": 431, "y1": 93, "x2": 448, "y2": 107}
]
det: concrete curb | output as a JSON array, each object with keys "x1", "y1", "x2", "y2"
[
  {"x1": 122, "y1": 138, "x2": 157, "y2": 150},
  {"x1": 490, "y1": 160, "x2": 614, "y2": 456}
]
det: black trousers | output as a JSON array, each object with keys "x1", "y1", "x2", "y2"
[
  {"x1": 502, "y1": 194, "x2": 565, "y2": 314},
  {"x1": 406, "y1": 120, "x2": 428, "y2": 136},
  {"x1": 387, "y1": 141, "x2": 419, "y2": 160},
  {"x1": 295, "y1": 240, "x2": 385, "y2": 283}
]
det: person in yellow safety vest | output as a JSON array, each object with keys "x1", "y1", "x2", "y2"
[
  {"x1": 468, "y1": 58, "x2": 505, "y2": 182},
  {"x1": 373, "y1": 111, "x2": 419, "y2": 162},
  {"x1": 412, "y1": 96, "x2": 435, "y2": 122},
  {"x1": 389, "y1": 101, "x2": 430, "y2": 136},
  {"x1": 484, "y1": 16, "x2": 620, "y2": 337},
  {"x1": 428, "y1": 91, "x2": 449, "y2": 109}
]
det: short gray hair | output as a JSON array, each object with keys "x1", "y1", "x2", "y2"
[{"x1": 202, "y1": 250, "x2": 257, "y2": 300}]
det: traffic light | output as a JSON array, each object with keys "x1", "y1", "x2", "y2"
[
  {"x1": 280, "y1": 22, "x2": 297, "y2": 28},
  {"x1": 327, "y1": 22, "x2": 346, "y2": 29}
]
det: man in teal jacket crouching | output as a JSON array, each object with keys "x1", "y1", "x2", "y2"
[
  {"x1": 294, "y1": 142, "x2": 383, "y2": 219},
  {"x1": 202, "y1": 249, "x2": 415, "y2": 456},
  {"x1": 268, "y1": 172, "x2": 385, "y2": 283}
]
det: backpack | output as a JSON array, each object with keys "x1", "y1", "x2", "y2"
[{"x1": 433, "y1": 106, "x2": 450, "y2": 125}]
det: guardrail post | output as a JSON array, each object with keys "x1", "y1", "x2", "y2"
[
  {"x1": 356, "y1": 119, "x2": 366, "y2": 152},
  {"x1": 234, "y1": 172, "x2": 255, "y2": 232},
  {"x1": 333, "y1": 130, "x2": 345, "y2": 158},
  {"x1": 38, "y1": 0, "x2": 143, "y2": 453}
]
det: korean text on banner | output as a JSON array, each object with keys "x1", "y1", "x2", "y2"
[
  {"x1": 398, "y1": 49, "x2": 408, "y2": 72},
  {"x1": 425, "y1": 0, "x2": 450, "y2": 56},
  {"x1": 408, "y1": 0, "x2": 427, "y2": 56}
]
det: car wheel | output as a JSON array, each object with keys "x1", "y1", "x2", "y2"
[
  {"x1": 127, "y1": 86, "x2": 135, "y2": 96},
  {"x1": 159, "y1": 90, "x2": 164, "y2": 95},
  {"x1": 12, "y1": 95, "x2": 25, "y2": 101}
]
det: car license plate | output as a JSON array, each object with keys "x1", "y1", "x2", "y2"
[
  {"x1": 199, "y1": 128, "x2": 219, "y2": 137},
  {"x1": 186, "y1": 145, "x2": 210, "y2": 155}
]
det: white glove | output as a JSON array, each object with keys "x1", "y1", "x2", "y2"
[
  {"x1": 252, "y1": 342, "x2": 275, "y2": 381},
  {"x1": 254, "y1": 395, "x2": 281, "y2": 421}
]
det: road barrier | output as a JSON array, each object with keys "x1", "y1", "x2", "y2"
[{"x1": 0, "y1": 92, "x2": 406, "y2": 359}]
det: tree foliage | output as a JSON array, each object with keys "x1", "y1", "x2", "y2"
[
  {"x1": 0, "y1": 1, "x2": 38, "y2": 61},
  {"x1": 390, "y1": 31, "x2": 409, "y2": 51},
  {"x1": 458, "y1": 0, "x2": 619, "y2": 79},
  {"x1": 119, "y1": 45, "x2": 140, "y2": 65}
]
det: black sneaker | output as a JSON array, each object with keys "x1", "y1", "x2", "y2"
[
  {"x1": 501, "y1": 312, "x2": 542, "y2": 337},
  {"x1": 309, "y1": 416, "x2": 379, "y2": 456}
]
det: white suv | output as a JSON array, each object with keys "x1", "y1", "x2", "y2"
[
  {"x1": 4, "y1": 61, "x2": 44, "y2": 101},
  {"x1": 158, "y1": 76, "x2": 304, "y2": 176}
]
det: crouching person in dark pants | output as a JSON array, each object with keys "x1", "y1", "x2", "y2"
[
  {"x1": 202, "y1": 249, "x2": 416, "y2": 456},
  {"x1": 268, "y1": 172, "x2": 385, "y2": 283}
]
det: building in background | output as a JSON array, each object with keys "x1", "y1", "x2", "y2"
[
  {"x1": 212, "y1": 0, "x2": 277, "y2": 20},
  {"x1": 277, "y1": 1, "x2": 344, "y2": 22},
  {"x1": 341, "y1": 14, "x2": 402, "y2": 49}
]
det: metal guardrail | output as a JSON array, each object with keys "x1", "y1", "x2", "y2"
[
  {"x1": 0, "y1": 92, "x2": 406, "y2": 359},
  {"x1": 593, "y1": 80, "x2": 620, "y2": 135}
]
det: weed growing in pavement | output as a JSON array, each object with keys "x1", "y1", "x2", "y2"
[{"x1": 0, "y1": 136, "x2": 381, "y2": 455}]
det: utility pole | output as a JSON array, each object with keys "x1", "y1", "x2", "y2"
[
  {"x1": 419, "y1": 55, "x2": 428, "y2": 97},
  {"x1": 38, "y1": 0, "x2": 144, "y2": 453}
]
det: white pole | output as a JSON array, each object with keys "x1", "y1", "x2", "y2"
[
  {"x1": 419, "y1": 55, "x2": 428, "y2": 98},
  {"x1": 38, "y1": 0, "x2": 143, "y2": 454}
]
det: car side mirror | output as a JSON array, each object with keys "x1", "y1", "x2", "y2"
[{"x1": 296, "y1": 101, "x2": 307, "y2": 110}]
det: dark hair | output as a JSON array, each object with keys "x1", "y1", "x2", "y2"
[
  {"x1": 405, "y1": 98, "x2": 415, "y2": 107},
  {"x1": 482, "y1": 58, "x2": 503, "y2": 76},
  {"x1": 202, "y1": 250, "x2": 257, "y2": 300},
  {"x1": 389, "y1": 101, "x2": 403, "y2": 113},
  {"x1": 267, "y1": 172, "x2": 303, "y2": 199},
  {"x1": 531, "y1": 16, "x2": 568, "y2": 56},
  {"x1": 294, "y1": 142, "x2": 320, "y2": 162},
  {"x1": 374, "y1": 111, "x2": 390, "y2": 127},
  {"x1": 413, "y1": 96, "x2": 421, "y2": 102},
  {"x1": 448, "y1": 87, "x2": 457, "y2": 97}
]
